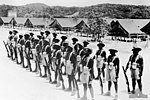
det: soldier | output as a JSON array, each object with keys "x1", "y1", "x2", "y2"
[
  {"x1": 105, "y1": 49, "x2": 120, "y2": 100},
  {"x1": 72, "y1": 38, "x2": 78, "y2": 46},
  {"x1": 60, "y1": 36, "x2": 68, "y2": 75},
  {"x1": 45, "y1": 31, "x2": 51, "y2": 43},
  {"x1": 32, "y1": 38, "x2": 39, "y2": 72},
  {"x1": 78, "y1": 41, "x2": 90, "y2": 82},
  {"x1": 40, "y1": 32, "x2": 45, "y2": 39},
  {"x1": 70, "y1": 42, "x2": 83, "y2": 98},
  {"x1": 80, "y1": 48, "x2": 94, "y2": 100},
  {"x1": 94, "y1": 42, "x2": 106, "y2": 94},
  {"x1": 125, "y1": 47, "x2": 144, "y2": 96},
  {"x1": 7, "y1": 31, "x2": 14, "y2": 59},
  {"x1": 35, "y1": 35, "x2": 43, "y2": 76},
  {"x1": 55, "y1": 44, "x2": 65, "y2": 90},
  {"x1": 12, "y1": 30, "x2": 19, "y2": 64},
  {"x1": 65, "y1": 45, "x2": 74, "y2": 91},
  {"x1": 51, "y1": 39, "x2": 60, "y2": 84},
  {"x1": 24, "y1": 34, "x2": 32, "y2": 72},
  {"x1": 29, "y1": 32, "x2": 34, "y2": 59},
  {"x1": 42, "y1": 39, "x2": 52, "y2": 82},
  {"x1": 51, "y1": 33, "x2": 57, "y2": 46},
  {"x1": 17, "y1": 34, "x2": 24, "y2": 64},
  {"x1": 41, "y1": 39, "x2": 51, "y2": 78}
]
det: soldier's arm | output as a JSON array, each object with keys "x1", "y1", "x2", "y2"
[
  {"x1": 88, "y1": 58, "x2": 94, "y2": 75},
  {"x1": 138, "y1": 56, "x2": 144, "y2": 76},
  {"x1": 115, "y1": 57, "x2": 120, "y2": 78},
  {"x1": 102, "y1": 51, "x2": 107, "y2": 62}
]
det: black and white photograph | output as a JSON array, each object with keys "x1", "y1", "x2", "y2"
[{"x1": 0, "y1": 0, "x2": 149, "y2": 100}]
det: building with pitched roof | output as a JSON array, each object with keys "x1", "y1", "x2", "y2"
[
  {"x1": 14, "y1": 17, "x2": 27, "y2": 27},
  {"x1": 49, "y1": 18, "x2": 89, "y2": 31},
  {"x1": 110, "y1": 19, "x2": 146, "y2": 38},
  {"x1": 0, "y1": 17, "x2": 15, "y2": 26}
]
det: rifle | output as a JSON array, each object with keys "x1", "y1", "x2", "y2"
[
  {"x1": 3, "y1": 41, "x2": 10, "y2": 57},
  {"x1": 122, "y1": 66, "x2": 130, "y2": 93}
]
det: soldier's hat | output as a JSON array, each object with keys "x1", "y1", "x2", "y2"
[
  {"x1": 61, "y1": 36, "x2": 67, "y2": 41},
  {"x1": 74, "y1": 43, "x2": 83, "y2": 51},
  {"x1": 52, "y1": 33, "x2": 57, "y2": 37},
  {"x1": 83, "y1": 41, "x2": 89, "y2": 47},
  {"x1": 9, "y1": 31, "x2": 12, "y2": 34},
  {"x1": 34, "y1": 39, "x2": 39, "y2": 44},
  {"x1": 45, "y1": 31, "x2": 50, "y2": 35},
  {"x1": 72, "y1": 38, "x2": 78, "y2": 42},
  {"x1": 86, "y1": 48, "x2": 92, "y2": 54},
  {"x1": 109, "y1": 49, "x2": 118, "y2": 53},
  {"x1": 13, "y1": 30, "x2": 18, "y2": 34},
  {"x1": 40, "y1": 32, "x2": 44, "y2": 36},
  {"x1": 132, "y1": 47, "x2": 141, "y2": 52},
  {"x1": 29, "y1": 32, "x2": 34, "y2": 36},
  {"x1": 37, "y1": 35, "x2": 42, "y2": 40},
  {"x1": 19, "y1": 34, "x2": 23, "y2": 38},
  {"x1": 24, "y1": 34, "x2": 30, "y2": 39},
  {"x1": 63, "y1": 42, "x2": 69, "y2": 47},
  {"x1": 24, "y1": 34, "x2": 30, "y2": 38},
  {"x1": 44, "y1": 39, "x2": 49, "y2": 46},
  {"x1": 97, "y1": 42, "x2": 105, "y2": 47},
  {"x1": 53, "y1": 38, "x2": 60, "y2": 43},
  {"x1": 53, "y1": 45, "x2": 60, "y2": 50},
  {"x1": 66, "y1": 46, "x2": 73, "y2": 53}
]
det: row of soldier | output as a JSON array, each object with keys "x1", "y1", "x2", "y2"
[{"x1": 4, "y1": 30, "x2": 144, "y2": 100}]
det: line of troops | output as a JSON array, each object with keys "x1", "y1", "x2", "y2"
[{"x1": 5, "y1": 30, "x2": 144, "y2": 100}]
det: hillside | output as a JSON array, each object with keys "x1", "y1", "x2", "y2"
[{"x1": 1, "y1": 3, "x2": 150, "y2": 19}]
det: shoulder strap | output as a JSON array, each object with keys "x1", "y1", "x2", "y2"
[
  {"x1": 69, "y1": 52, "x2": 73, "y2": 60},
  {"x1": 135, "y1": 55, "x2": 140, "y2": 62},
  {"x1": 86, "y1": 56, "x2": 91, "y2": 67},
  {"x1": 112, "y1": 56, "x2": 117, "y2": 62}
]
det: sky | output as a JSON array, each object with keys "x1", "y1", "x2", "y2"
[{"x1": 0, "y1": 0, "x2": 150, "y2": 7}]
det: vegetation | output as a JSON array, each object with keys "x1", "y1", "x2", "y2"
[{"x1": 0, "y1": 3, "x2": 150, "y2": 19}]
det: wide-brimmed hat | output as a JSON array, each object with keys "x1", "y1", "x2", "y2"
[
  {"x1": 52, "y1": 33, "x2": 57, "y2": 37},
  {"x1": 29, "y1": 33, "x2": 34, "y2": 36},
  {"x1": 13, "y1": 30, "x2": 18, "y2": 34},
  {"x1": 53, "y1": 38, "x2": 60, "y2": 43},
  {"x1": 53, "y1": 45, "x2": 60, "y2": 50},
  {"x1": 45, "y1": 31, "x2": 50, "y2": 35},
  {"x1": 97, "y1": 42, "x2": 105, "y2": 47},
  {"x1": 19, "y1": 34, "x2": 23, "y2": 38},
  {"x1": 37, "y1": 35, "x2": 42, "y2": 40},
  {"x1": 66, "y1": 46, "x2": 73, "y2": 53},
  {"x1": 9, "y1": 31, "x2": 12, "y2": 34},
  {"x1": 40, "y1": 32, "x2": 44, "y2": 35},
  {"x1": 83, "y1": 41, "x2": 89, "y2": 47},
  {"x1": 109, "y1": 49, "x2": 118, "y2": 53},
  {"x1": 86, "y1": 48, "x2": 92, "y2": 54},
  {"x1": 24, "y1": 34, "x2": 30, "y2": 38},
  {"x1": 63, "y1": 42, "x2": 69, "y2": 47},
  {"x1": 61, "y1": 36, "x2": 67, "y2": 40},
  {"x1": 44, "y1": 39, "x2": 49, "y2": 46},
  {"x1": 132, "y1": 47, "x2": 142, "y2": 52},
  {"x1": 72, "y1": 38, "x2": 78, "y2": 42},
  {"x1": 74, "y1": 43, "x2": 83, "y2": 51}
]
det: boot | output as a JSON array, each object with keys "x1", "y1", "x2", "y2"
[
  {"x1": 77, "y1": 91, "x2": 80, "y2": 98},
  {"x1": 65, "y1": 87, "x2": 72, "y2": 92},
  {"x1": 71, "y1": 88, "x2": 76, "y2": 96},
  {"x1": 101, "y1": 87, "x2": 104, "y2": 95},
  {"x1": 104, "y1": 91, "x2": 111, "y2": 96},
  {"x1": 52, "y1": 80, "x2": 57, "y2": 84},
  {"x1": 114, "y1": 94, "x2": 118, "y2": 100},
  {"x1": 56, "y1": 82, "x2": 61, "y2": 87},
  {"x1": 62, "y1": 83, "x2": 65, "y2": 90}
]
